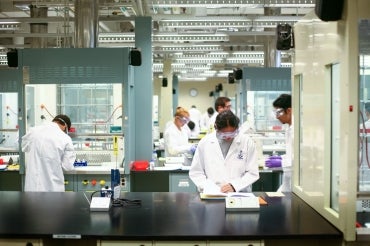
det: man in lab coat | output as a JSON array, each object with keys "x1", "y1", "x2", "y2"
[
  {"x1": 207, "y1": 96, "x2": 232, "y2": 133},
  {"x1": 189, "y1": 110, "x2": 259, "y2": 193},
  {"x1": 272, "y1": 94, "x2": 293, "y2": 192},
  {"x1": 22, "y1": 114, "x2": 76, "y2": 192}
]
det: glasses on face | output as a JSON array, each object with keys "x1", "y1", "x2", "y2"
[
  {"x1": 216, "y1": 129, "x2": 239, "y2": 140},
  {"x1": 273, "y1": 108, "x2": 285, "y2": 118},
  {"x1": 224, "y1": 104, "x2": 232, "y2": 109},
  {"x1": 178, "y1": 116, "x2": 190, "y2": 124}
]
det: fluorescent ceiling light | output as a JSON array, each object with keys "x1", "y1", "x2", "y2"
[{"x1": 150, "y1": 0, "x2": 314, "y2": 7}]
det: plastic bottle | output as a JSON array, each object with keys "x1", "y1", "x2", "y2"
[{"x1": 152, "y1": 150, "x2": 158, "y2": 167}]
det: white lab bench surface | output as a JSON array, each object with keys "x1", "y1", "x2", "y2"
[{"x1": 64, "y1": 165, "x2": 124, "y2": 175}]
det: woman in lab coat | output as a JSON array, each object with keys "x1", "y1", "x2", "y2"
[
  {"x1": 21, "y1": 114, "x2": 76, "y2": 192},
  {"x1": 189, "y1": 110, "x2": 259, "y2": 193},
  {"x1": 164, "y1": 107, "x2": 194, "y2": 157}
]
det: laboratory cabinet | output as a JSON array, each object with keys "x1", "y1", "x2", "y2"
[
  {"x1": 100, "y1": 241, "x2": 263, "y2": 246},
  {"x1": 64, "y1": 170, "x2": 128, "y2": 193},
  {"x1": 130, "y1": 170, "x2": 197, "y2": 192},
  {"x1": 169, "y1": 172, "x2": 197, "y2": 192},
  {"x1": 252, "y1": 170, "x2": 282, "y2": 192},
  {"x1": 208, "y1": 242, "x2": 263, "y2": 246},
  {"x1": 0, "y1": 171, "x2": 22, "y2": 191},
  {"x1": 130, "y1": 169, "x2": 282, "y2": 192},
  {"x1": 65, "y1": 173, "x2": 117, "y2": 192},
  {"x1": 154, "y1": 242, "x2": 206, "y2": 246},
  {"x1": 100, "y1": 241, "x2": 153, "y2": 246}
]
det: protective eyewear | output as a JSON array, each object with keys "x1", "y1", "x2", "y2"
[
  {"x1": 178, "y1": 116, "x2": 190, "y2": 124},
  {"x1": 216, "y1": 129, "x2": 239, "y2": 140},
  {"x1": 57, "y1": 117, "x2": 69, "y2": 134},
  {"x1": 273, "y1": 108, "x2": 285, "y2": 117}
]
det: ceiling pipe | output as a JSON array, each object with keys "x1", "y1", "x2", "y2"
[
  {"x1": 30, "y1": 5, "x2": 48, "y2": 48},
  {"x1": 74, "y1": 0, "x2": 99, "y2": 48},
  {"x1": 263, "y1": 7, "x2": 280, "y2": 67},
  {"x1": 136, "y1": 0, "x2": 144, "y2": 16}
]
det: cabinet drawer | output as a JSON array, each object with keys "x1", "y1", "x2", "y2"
[
  {"x1": 100, "y1": 241, "x2": 152, "y2": 246},
  {"x1": 169, "y1": 173, "x2": 197, "y2": 192},
  {"x1": 155, "y1": 242, "x2": 206, "y2": 246},
  {"x1": 0, "y1": 239, "x2": 42, "y2": 246},
  {"x1": 208, "y1": 241, "x2": 264, "y2": 246}
]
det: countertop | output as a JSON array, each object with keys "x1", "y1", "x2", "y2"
[
  {"x1": 64, "y1": 165, "x2": 125, "y2": 174},
  {"x1": 0, "y1": 191, "x2": 342, "y2": 241}
]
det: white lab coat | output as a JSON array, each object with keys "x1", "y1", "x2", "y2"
[
  {"x1": 189, "y1": 131, "x2": 259, "y2": 192},
  {"x1": 206, "y1": 112, "x2": 218, "y2": 133},
  {"x1": 277, "y1": 124, "x2": 293, "y2": 192},
  {"x1": 22, "y1": 122, "x2": 76, "y2": 192},
  {"x1": 200, "y1": 112, "x2": 213, "y2": 130},
  {"x1": 189, "y1": 107, "x2": 202, "y2": 129},
  {"x1": 164, "y1": 122, "x2": 192, "y2": 157}
]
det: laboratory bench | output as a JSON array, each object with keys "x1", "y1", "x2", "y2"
[
  {"x1": 130, "y1": 168, "x2": 283, "y2": 192},
  {"x1": 64, "y1": 166, "x2": 128, "y2": 192},
  {"x1": 0, "y1": 191, "x2": 342, "y2": 246},
  {"x1": 0, "y1": 166, "x2": 129, "y2": 193}
]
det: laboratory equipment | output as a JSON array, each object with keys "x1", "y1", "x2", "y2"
[{"x1": 111, "y1": 169, "x2": 121, "y2": 200}]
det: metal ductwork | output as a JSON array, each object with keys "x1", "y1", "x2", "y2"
[
  {"x1": 30, "y1": 5, "x2": 48, "y2": 48},
  {"x1": 264, "y1": 7, "x2": 281, "y2": 67},
  {"x1": 74, "y1": 0, "x2": 99, "y2": 48}
]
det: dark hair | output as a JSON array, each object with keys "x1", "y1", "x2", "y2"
[
  {"x1": 215, "y1": 110, "x2": 240, "y2": 130},
  {"x1": 272, "y1": 94, "x2": 291, "y2": 110},
  {"x1": 214, "y1": 97, "x2": 231, "y2": 112},
  {"x1": 53, "y1": 114, "x2": 72, "y2": 130},
  {"x1": 187, "y1": 120, "x2": 195, "y2": 130},
  {"x1": 207, "y1": 107, "x2": 215, "y2": 115}
]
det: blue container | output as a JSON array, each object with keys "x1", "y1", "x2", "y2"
[
  {"x1": 111, "y1": 169, "x2": 121, "y2": 198},
  {"x1": 74, "y1": 159, "x2": 87, "y2": 167}
]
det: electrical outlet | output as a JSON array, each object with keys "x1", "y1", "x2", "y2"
[{"x1": 120, "y1": 177, "x2": 126, "y2": 188}]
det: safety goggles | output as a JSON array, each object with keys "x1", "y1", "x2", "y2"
[
  {"x1": 178, "y1": 116, "x2": 190, "y2": 124},
  {"x1": 216, "y1": 129, "x2": 239, "y2": 140},
  {"x1": 273, "y1": 108, "x2": 285, "y2": 117}
]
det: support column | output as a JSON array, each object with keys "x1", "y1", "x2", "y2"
[
  {"x1": 134, "y1": 17, "x2": 153, "y2": 160},
  {"x1": 159, "y1": 58, "x2": 173, "y2": 133}
]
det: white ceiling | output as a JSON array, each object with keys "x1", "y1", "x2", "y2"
[{"x1": 0, "y1": 0, "x2": 315, "y2": 82}]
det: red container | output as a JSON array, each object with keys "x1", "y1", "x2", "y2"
[{"x1": 131, "y1": 160, "x2": 149, "y2": 171}]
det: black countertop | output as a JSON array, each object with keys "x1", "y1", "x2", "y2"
[{"x1": 0, "y1": 191, "x2": 342, "y2": 241}]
